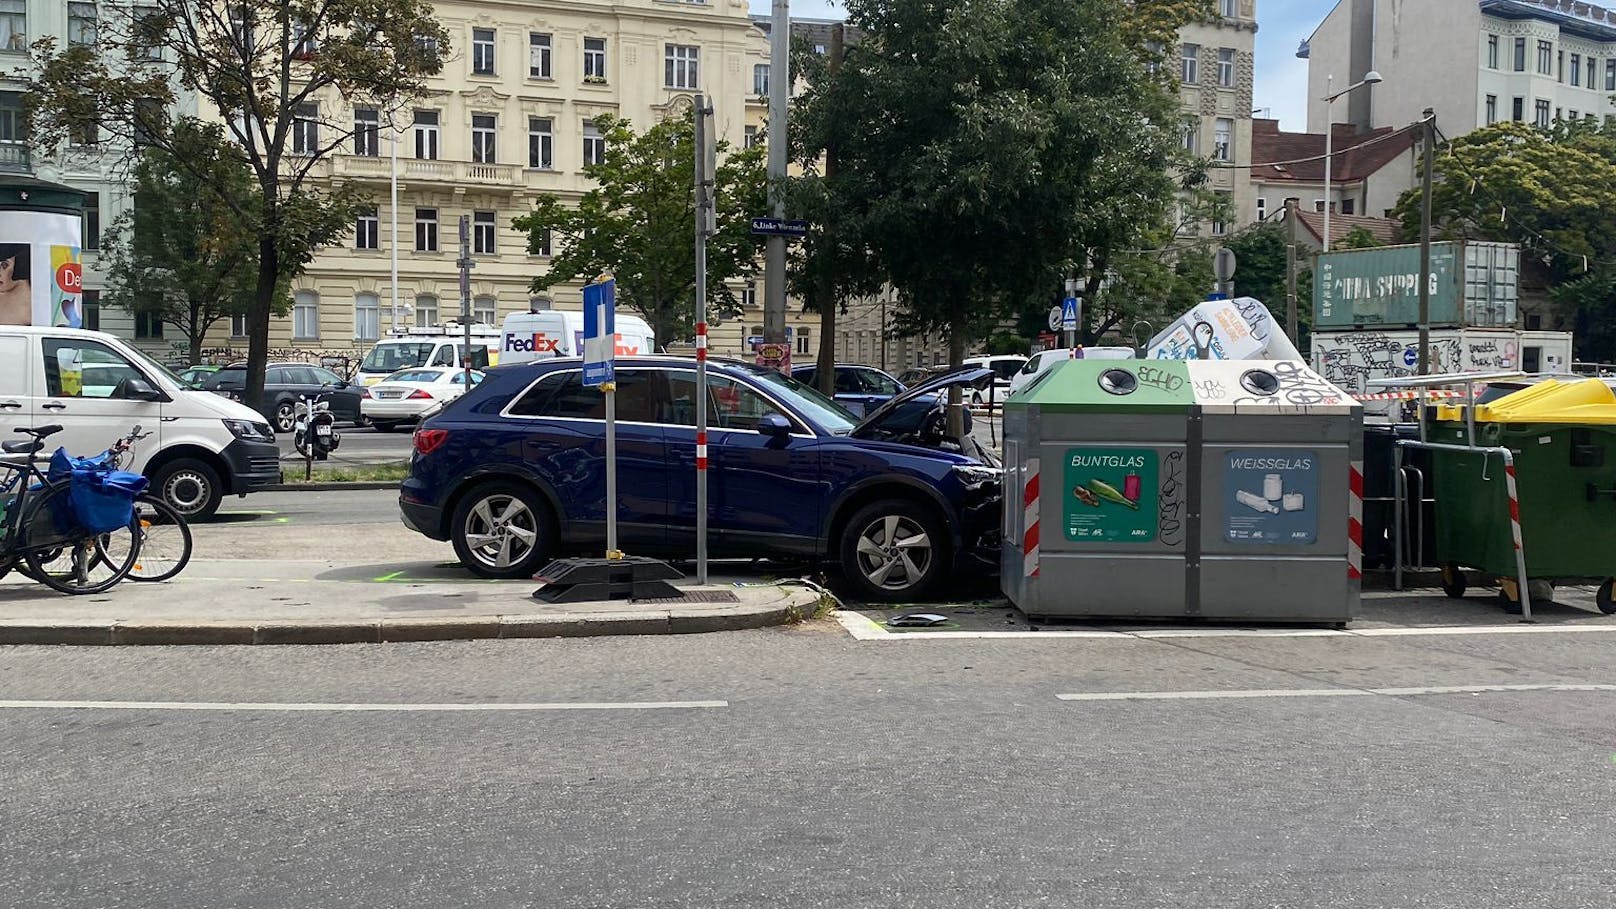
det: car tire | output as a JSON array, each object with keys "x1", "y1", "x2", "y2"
[
  {"x1": 450, "y1": 481, "x2": 555, "y2": 579},
  {"x1": 151, "y1": 458, "x2": 224, "y2": 521},
  {"x1": 273, "y1": 401, "x2": 296, "y2": 434},
  {"x1": 371, "y1": 421, "x2": 397, "y2": 433},
  {"x1": 838, "y1": 499, "x2": 950, "y2": 602}
]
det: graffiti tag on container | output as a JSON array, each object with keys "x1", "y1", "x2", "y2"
[
  {"x1": 1136, "y1": 365, "x2": 1185, "y2": 393},
  {"x1": 1158, "y1": 450, "x2": 1185, "y2": 547}
]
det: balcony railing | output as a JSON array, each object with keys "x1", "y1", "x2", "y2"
[
  {"x1": 332, "y1": 154, "x2": 521, "y2": 186},
  {"x1": 0, "y1": 142, "x2": 31, "y2": 174}
]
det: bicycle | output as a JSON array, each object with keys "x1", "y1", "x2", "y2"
[
  {"x1": 0, "y1": 425, "x2": 143, "y2": 595},
  {"x1": 98, "y1": 425, "x2": 192, "y2": 583}
]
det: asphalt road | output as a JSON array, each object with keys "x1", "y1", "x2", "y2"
[
  {"x1": 275, "y1": 425, "x2": 415, "y2": 465},
  {"x1": 223, "y1": 487, "x2": 405, "y2": 526},
  {"x1": 3, "y1": 626, "x2": 1615, "y2": 907}
]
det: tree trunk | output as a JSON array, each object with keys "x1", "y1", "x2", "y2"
[
  {"x1": 946, "y1": 316, "x2": 967, "y2": 440},
  {"x1": 246, "y1": 233, "x2": 278, "y2": 414},
  {"x1": 815, "y1": 285, "x2": 836, "y2": 397}
]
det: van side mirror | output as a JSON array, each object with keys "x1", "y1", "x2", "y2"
[
  {"x1": 757, "y1": 413, "x2": 793, "y2": 439},
  {"x1": 123, "y1": 378, "x2": 163, "y2": 402}
]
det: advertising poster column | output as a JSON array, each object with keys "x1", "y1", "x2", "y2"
[{"x1": 0, "y1": 179, "x2": 87, "y2": 328}]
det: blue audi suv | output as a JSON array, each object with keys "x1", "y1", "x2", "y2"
[{"x1": 399, "y1": 357, "x2": 1001, "y2": 600}]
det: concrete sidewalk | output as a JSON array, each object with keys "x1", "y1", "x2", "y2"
[{"x1": 0, "y1": 559, "x2": 827, "y2": 646}]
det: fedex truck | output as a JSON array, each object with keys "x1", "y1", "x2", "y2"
[{"x1": 498, "y1": 311, "x2": 657, "y2": 367}]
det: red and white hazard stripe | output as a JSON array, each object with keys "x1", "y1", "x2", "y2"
[
  {"x1": 1347, "y1": 459, "x2": 1363, "y2": 581},
  {"x1": 1023, "y1": 459, "x2": 1040, "y2": 578},
  {"x1": 1504, "y1": 460, "x2": 1523, "y2": 553},
  {"x1": 695, "y1": 321, "x2": 708, "y2": 362},
  {"x1": 695, "y1": 430, "x2": 708, "y2": 471},
  {"x1": 1353, "y1": 390, "x2": 1460, "y2": 401}
]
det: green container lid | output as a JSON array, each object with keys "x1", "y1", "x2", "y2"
[{"x1": 1008, "y1": 360, "x2": 1194, "y2": 412}]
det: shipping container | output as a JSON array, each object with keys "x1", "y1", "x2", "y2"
[
  {"x1": 1310, "y1": 327, "x2": 1573, "y2": 420},
  {"x1": 1313, "y1": 241, "x2": 1519, "y2": 329}
]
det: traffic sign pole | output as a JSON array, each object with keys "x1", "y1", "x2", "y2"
[
  {"x1": 693, "y1": 94, "x2": 713, "y2": 584},
  {"x1": 583, "y1": 278, "x2": 619, "y2": 557}
]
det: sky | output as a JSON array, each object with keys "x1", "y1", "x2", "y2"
[{"x1": 748, "y1": 0, "x2": 1340, "y2": 131}]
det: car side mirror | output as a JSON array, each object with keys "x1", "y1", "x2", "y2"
[
  {"x1": 123, "y1": 378, "x2": 163, "y2": 402},
  {"x1": 757, "y1": 413, "x2": 793, "y2": 439}
]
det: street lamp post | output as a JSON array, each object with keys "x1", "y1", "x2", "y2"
[{"x1": 1321, "y1": 70, "x2": 1382, "y2": 252}]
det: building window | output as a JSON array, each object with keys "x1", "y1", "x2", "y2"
[
  {"x1": 0, "y1": 0, "x2": 25, "y2": 52},
  {"x1": 1607, "y1": 59, "x2": 1615, "y2": 91},
  {"x1": 69, "y1": 106, "x2": 97, "y2": 147},
  {"x1": 528, "y1": 117, "x2": 553, "y2": 168},
  {"x1": 1255, "y1": 197, "x2": 1266, "y2": 222},
  {"x1": 415, "y1": 207, "x2": 438, "y2": 251},
  {"x1": 1535, "y1": 99, "x2": 1551, "y2": 128},
  {"x1": 665, "y1": 44, "x2": 699, "y2": 89},
  {"x1": 1570, "y1": 108, "x2": 1579, "y2": 121},
  {"x1": 529, "y1": 33, "x2": 551, "y2": 78},
  {"x1": 292, "y1": 291, "x2": 319, "y2": 340},
  {"x1": 753, "y1": 64, "x2": 769, "y2": 97},
  {"x1": 583, "y1": 37, "x2": 606, "y2": 81},
  {"x1": 1572, "y1": 53, "x2": 1581, "y2": 86},
  {"x1": 355, "y1": 207, "x2": 378, "y2": 249},
  {"x1": 67, "y1": 2, "x2": 95, "y2": 46},
  {"x1": 1219, "y1": 0, "x2": 1236, "y2": 16},
  {"x1": 414, "y1": 32, "x2": 438, "y2": 55},
  {"x1": 1485, "y1": 94, "x2": 1497, "y2": 126},
  {"x1": 82, "y1": 192, "x2": 100, "y2": 250},
  {"x1": 472, "y1": 28, "x2": 495, "y2": 75},
  {"x1": 796, "y1": 327, "x2": 811, "y2": 356},
  {"x1": 532, "y1": 228, "x2": 551, "y2": 256},
  {"x1": 81, "y1": 290, "x2": 99, "y2": 332},
  {"x1": 1487, "y1": 34, "x2": 1498, "y2": 69},
  {"x1": 133, "y1": 97, "x2": 164, "y2": 148},
  {"x1": 1313, "y1": 199, "x2": 1326, "y2": 213},
  {"x1": 473, "y1": 210, "x2": 496, "y2": 255},
  {"x1": 1558, "y1": 50, "x2": 1564, "y2": 82},
  {"x1": 473, "y1": 295, "x2": 497, "y2": 325},
  {"x1": 744, "y1": 125, "x2": 760, "y2": 148},
  {"x1": 471, "y1": 114, "x2": 496, "y2": 164},
  {"x1": 1588, "y1": 57, "x2": 1600, "y2": 89},
  {"x1": 583, "y1": 121, "x2": 604, "y2": 166},
  {"x1": 413, "y1": 110, "x2": 439, "y2": 159},
  {"x1": 1514, "y1": 37, "x2": 1526, "y2": 71},
  {"x1": 291, "y1": 18, "x2": 316, "y2": 57},
  {"x1": 291, "y1": 102, "x2": 318, "y2": 154},
  {"x1": 1341, "y1": 198, "x2": 1355, "y2": 215},
  {"x1": 354, "y1": 293, "x2": 379, "y2": 341},
  {"x1": 1213, "y1": 118, "x2": 1232, "y2": 162},
  {"x1": 1512, "y1": 96, "x2": 1524, "y2": 121},
  {"x1": 414, "y1": 295, "x2": 438, "y2": 328},
  {"x1": 1211, "y1": 191, "x2": 1231, "y2": 236},
  {"x1": 1555, "y1": 106, "x2": 1562, "y2": 122},
  {"x1": 353, "y1": 107, "x2": 379, "y2": 156},
  {"x1": 1216, "y1": 48, "x2": 1235, "y2": 87},
  {"x1": 1181, "y1": 44, "x2": 1199, "y2": 84},
  {"x1": 529, "y1": 296, "x2": 550, "y2": 312},
  {"x1": 1181, "y1": 117, "x2": 1198, "y2": 154},
  {"x1": 230, "y1": 313, "x2": 248, "y2": 338},
  {"x1": 134, "y1": 311, "x2": 163, "y2": 339},
  {"x1": 1538, "y1": 40, "x2": 1552, "y2": 75}
]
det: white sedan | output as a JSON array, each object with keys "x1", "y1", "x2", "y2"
[{"x1": 361, "y1": 367, "x2": 484, "y2": 432}]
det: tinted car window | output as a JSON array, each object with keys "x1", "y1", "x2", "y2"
[
  {"x1": 834, "y1": 369, "x2": 864, "y2": 394},
  {"x1": 992, "y1": 360, "x2": 1022, "y2": 381},
  {"x1": 310, "y1": 367, "x2": 345, "y2": 385},
  {"x1": 430, "y1": 346, "x2": 455, "y2": 367},
  {"x1": 710, "y1": 376, "x2": 791, "y2": 432},
  {"x1": 204, "y1": 369, "x2": 246, "y2": 390},
  {"x1": 507, "y1": 369, "x2": 657, "y2": 422},
  {"x1": 866, "y1": 370, "x2": 901, "y2": 395},
  {"x1": 737, "y1": 366, "x2": 856, "y2": 433}
]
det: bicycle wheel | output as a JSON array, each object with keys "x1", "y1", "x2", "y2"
[
  {"x1": 120, "y1": 494, "x2": 192, "y2": 582},
  {"x1": 23, "y1": 489, "x2": 141, "y2": 595}
]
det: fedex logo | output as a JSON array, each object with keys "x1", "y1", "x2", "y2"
[
  {"x1": 572, "y1": 331, "x2": 643, "y2": 356},
  {"x1": 504, "y1": 331, "x2": 560, "y2": 354}
]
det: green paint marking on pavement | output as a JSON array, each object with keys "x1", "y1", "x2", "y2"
[
  {"x1": 373, "y1": 571, "x2": 406, "y2": 582},
  {"x1": 275, "y1": 517, "x2": 292, "y2": 524}
]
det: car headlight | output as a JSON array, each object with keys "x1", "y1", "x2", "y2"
[
  {"x1": 224, "y1": 418, "x2": 275, "y2": 442},
  {"x1": 951, "y1": 464, "x2": 1001, "y2": 490}
]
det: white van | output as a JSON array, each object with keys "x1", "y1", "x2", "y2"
[
  {"x1": 0, "y1": 326, "x2": 282, "y2": 519},
  {"x1": 356, "y1": 331, "x2": 498, "y2": 386},
  {"x1": 498, "y1": 311, "x2": 657, "y2": 367}
]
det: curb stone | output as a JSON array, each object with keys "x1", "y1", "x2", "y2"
[{"x1": 263, "y1": 481, "x2": 400, "y2": 492}]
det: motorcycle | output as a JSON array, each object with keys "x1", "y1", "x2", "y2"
[{"x1": 293, "y1": 387, "x2": 341, "y2": 461}]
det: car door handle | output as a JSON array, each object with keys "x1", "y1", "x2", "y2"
[
  {"x1": 0, "y1": 400, "x2": 20, "y2": 409},
  {"x1": 41, "y1": 401, "x2": 66, "y2": 410}
]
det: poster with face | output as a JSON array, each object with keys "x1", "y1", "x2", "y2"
[{"x1": 0, "y1": 210, "x2": 84, "y2": 327}]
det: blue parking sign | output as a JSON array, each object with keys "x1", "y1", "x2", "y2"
[{"x1": 582, "y1": 279, "x2": 616, "y2": 387}]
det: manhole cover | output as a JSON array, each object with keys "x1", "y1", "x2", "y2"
[{"x1": 637, "y1": 590, "x2": 740, "y2": 604}]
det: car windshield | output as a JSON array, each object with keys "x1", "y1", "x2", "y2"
[
  {"x1": 389, "y1": 369, "x2": 446, "y2": 384},
  {"x1": 360, "y1": 343, "x2": 435, "y2": 374},
  {"x1": 116, "y1": 345, "x2": 189, "y2": 389},
  {"x1": 737, "y1": 366, "x2": 857, "y2": 433}
]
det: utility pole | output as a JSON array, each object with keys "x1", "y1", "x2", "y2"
[
  {"x1": 456, "y1": 215, "x2": 473, "y2": 388},
  {"x1": 763, "y1": 0, "x2": 789, "y2": 351},
  {"x1": 1417, "y1": 108, "x2": 1435, "y2": 375},
  {"x1": 389, "y1": 109, "x2": 400, "y2": 337},
  {"x1": 1284, "y1": 198, "x2": 1299, "y2": 342},
  {"x1": 814, "y1": 23, "x2": 843, "y2": 398},
  {"x1": 693, "y1": 94, "x2": 715, "y2": 585}
]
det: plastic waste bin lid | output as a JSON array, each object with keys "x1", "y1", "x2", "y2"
[{"x1": 1434, "y1": 377, "x2": 1616, "y2": 424}]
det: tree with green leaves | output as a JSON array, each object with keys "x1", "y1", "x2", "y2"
[
  {"x1": 24, "y1": 0, "x2": 448, "y2": 410},
  {"x1": 98, "y1": 120, "x2": 277, "y2": 365},
  {"x1": 513, "y1": 114, "x2": 767, "y2": 346}
]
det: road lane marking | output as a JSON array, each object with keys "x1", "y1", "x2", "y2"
[
  {"x1": 1056, "y1": 684, "x2": 1616, "y2": 702},
  {"x1": 0, "y1": 700, "x2": 728, "y2": 713}
]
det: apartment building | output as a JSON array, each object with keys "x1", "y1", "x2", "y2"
[
  {"x1": 1249, "y1": 118, "x2": 1420, "y2": 226},
  {"x1": 1179, "y1": 0, "x2": 1260, "y2": 234},
  {"x1": 1304, "y1": 0, "x2": 1616, "y2": 138}
]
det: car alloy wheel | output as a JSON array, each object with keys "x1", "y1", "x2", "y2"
[
  {"x1": 274, "y1": 402, "x2": 296, "y2": 433},
  {"x1": 462, "y1": 493, "x2": 540, "y2": 572},
  {"x1": 855, "y1": 514, "x2": 933, "y2": 593}
]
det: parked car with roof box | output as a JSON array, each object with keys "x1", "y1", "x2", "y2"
[{"x1": 399, "y1": 357, "x2": 1001, "y2": 600}]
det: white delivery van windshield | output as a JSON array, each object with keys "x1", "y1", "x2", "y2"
[{"x1": 360, "y1": 341, "x2": 437, "y2": 375}]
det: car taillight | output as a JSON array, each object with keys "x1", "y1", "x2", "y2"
[
  {"x1": 360, "y1": 387, "x2": 372, "y2": 399},
  {"x1": 407, "y1": 389, "x2": 435, "y2": 400},
  {"x1": 414, "y1": 428, "x2": 449, "y2": 455}
]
